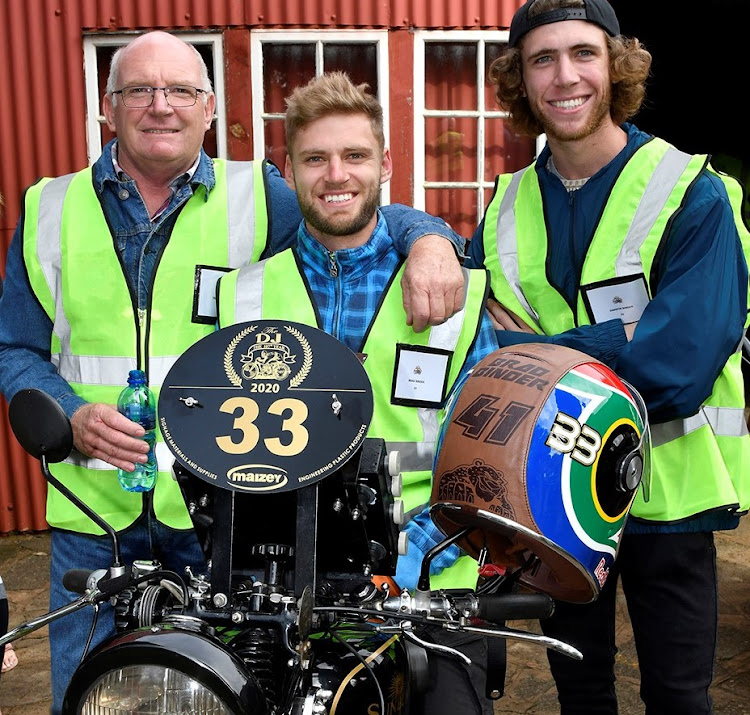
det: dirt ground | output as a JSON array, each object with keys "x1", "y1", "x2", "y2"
[{"x1": 0, "y1": 518, "x2": 748, "y2": 714}]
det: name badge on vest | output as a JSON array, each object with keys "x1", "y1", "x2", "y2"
[
  {"x1": 391, "y1": 344, "x2": 452, "y2": 408},
  {"x1": 581, "y1": 274, "x2": 650, "y2": 326},
  {"x1": 192, "y1": 265, "x2": 233, "y2": 324}
]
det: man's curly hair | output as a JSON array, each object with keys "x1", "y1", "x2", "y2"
[{"x1": 490, "y1": 0, "x2": 651, "y2": 137}]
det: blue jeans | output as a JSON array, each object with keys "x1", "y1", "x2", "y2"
[
  {"x1": 541, "y1": 532, "x2": 718, "y2": 714},
  {"x1": 49, "y1": 515, "x2": 206, "y2": 714}
]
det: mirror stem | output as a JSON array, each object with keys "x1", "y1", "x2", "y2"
[{"x1": 42, "y1": 455, "x2": 123, "y2": 569}]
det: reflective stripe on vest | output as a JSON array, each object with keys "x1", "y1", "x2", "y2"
[
  {"x1": 387, "y1": 441, "x2": 434, "y2": 473},
  {"x1": 494, "y1": 169, "x2": 541, "y2": 326},
  {"x1": 64, "y1": 442, "x2": 175, "y2": 472},
  {"x1": 482, "y1": 138, "x2": 750, "y2": 522},
  {"x1": 35, "y1": 174, "x2": 76, "y2": 358},
  {"x1": 651, "y1": 406, "x2": 749, "y2": 447},
  {"x1": 219, "y1": 251, "x2": 489, "y2": 586},
  {"x1": 23, "y1": 160, "x2": 269, "y2": 534},
  {"x1": 53, "y1": 355, "x2": 183, "y2": 392},
  {"x1": 225, "y1": 261, "x2": 265, "y2": 323},
  {"x1": 612, "y1": 147, "x2": 694, "y2": 276}
]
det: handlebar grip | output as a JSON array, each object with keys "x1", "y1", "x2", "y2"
[
  {"x1": 476, "y1": 592, "x2": 555, "y2": 622},
  {"x1": 62, "y1": 569, "x2": 97, "y2": 594}
]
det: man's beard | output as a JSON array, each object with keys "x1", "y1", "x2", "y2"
[
  {"x1": 300, "y1": 187, "x2": 381, "y2": 237},
  {"x1": 535, "y1": 85, "x2": 612, "y2": 143}
]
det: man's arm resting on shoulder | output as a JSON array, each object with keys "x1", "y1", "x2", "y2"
[{"x1": 382, "y1": 204, "x2": 466, "y2": 332}]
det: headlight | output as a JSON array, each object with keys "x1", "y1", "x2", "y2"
[
  {"x1": 81, "y1": 664, "x2": 231, "y2": 713},
  {"x1": 63, "y1": 624, "x2": 268, "y2": 715}
]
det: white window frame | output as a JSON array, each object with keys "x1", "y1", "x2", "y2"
[
  {"x1": 250, "y1": 29, "x2": 390, "y2": 204},
  {"x1": 82, "y1": 32, "x2": 226, "y2": 165},
  {"x1": 413, "y1": 30, "x2": 513, "y2": 222}
]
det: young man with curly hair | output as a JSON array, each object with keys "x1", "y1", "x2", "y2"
[{"x1": 465, "y1": 0, "x2": 750, "y2": 712}]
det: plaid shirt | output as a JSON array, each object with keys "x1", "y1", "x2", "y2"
[{"x1": 297, "y1": 211, "x2": 400, "y2": 350}]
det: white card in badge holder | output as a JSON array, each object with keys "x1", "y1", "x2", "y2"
[
  {"x1": 392, "y1": 344, "x2": 451, "y2": 408},
  {"x1": 582, "y1": 274, "x2": 650, "y2": 325},
  {"x1": 192, "y1": 265, "x2": 233, "y2": 324}
]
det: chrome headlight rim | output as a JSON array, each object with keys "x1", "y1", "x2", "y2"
[{"x1": 62, "y1": 625, "x2": 268, "y2": 715}]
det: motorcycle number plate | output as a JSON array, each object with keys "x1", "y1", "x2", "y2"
[{"x1": 159, "y1": 321, "x2": 374, "y2": 493}]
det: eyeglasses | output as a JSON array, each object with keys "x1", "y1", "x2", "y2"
[{"x1": 112, "y1": 85, "x2": 207, "y2": 108}]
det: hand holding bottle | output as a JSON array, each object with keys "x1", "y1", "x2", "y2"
[{"x1": 71, "y1": 402, "x2": 151, "y2": 471}]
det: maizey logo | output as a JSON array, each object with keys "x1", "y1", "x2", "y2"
[{"x1": 227, "y1": 464, "x2": 288, "y2": 491}]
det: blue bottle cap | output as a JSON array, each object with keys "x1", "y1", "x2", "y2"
[{"x1": 128, "y1": 369, "x2": 147, "y2": 384}]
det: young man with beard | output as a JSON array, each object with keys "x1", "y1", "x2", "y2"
[
  {"x1": 218, "y1": 71, "x2": 500, "y2": 715},
  {"x1": 464, "y1": 0, "x2": 750, "y2": 712}
]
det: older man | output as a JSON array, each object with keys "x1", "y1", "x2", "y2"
[{"x1": 0, "y1": 31, "x2": 464, "y2": 712}]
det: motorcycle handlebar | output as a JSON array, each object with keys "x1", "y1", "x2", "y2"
[
  {"x1": 62, "y1": 568, "x2": 132, "y2": 599},
  {"x1": 471, "y1": 592, "x2": 554, "y2": 622},
  {"x1": 62, "y1": 569, "x2": 106, "y2": 594},
  {"x1": 379, "y1": 590, "x2": 555, "y2": 623}
]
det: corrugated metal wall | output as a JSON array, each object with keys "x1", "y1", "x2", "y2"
[{"x1": 0, "y1": 0, "x2": 521, "y2": 532}]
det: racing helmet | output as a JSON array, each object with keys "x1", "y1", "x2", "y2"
[{"x1": 431, "y1": 343, "x2": 650, "y2": 603}]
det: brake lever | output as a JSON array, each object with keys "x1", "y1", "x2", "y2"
[
  {"x1": 398, "y1": 623, "x2": 472, "y2": 665},
  {"x1": 0, "y1": 566, "x2": 132, "y2": 649},
  {"x1": 0, "y1": 588, "x2": 103, "y2": 648},
  {"x1": 460, "y1": 622, "x2": 582, "y2": 659}
]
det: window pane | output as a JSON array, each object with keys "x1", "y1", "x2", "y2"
[
  {"x1": 264, "y1": 119, "x2": 287, "y2": 172},
  {"x1": 97, "y1": 47, "x2": 117, "y2": 148},
  {"x1": 424, "y1": 43, "x2": 477, "y2": 111},
  {"x1": 484, "y1": 42, "x2": 507, "y2": 111},
  {"x1": 425, "y1": 116, "x2": 478, "y2": 183},
  {"x1": 425, "y1": 188, "x2": 477, "y2": 240},
  {"x1": 324, "y1": 44, "x2": 378, "y2": 92},
  {"x1": 486, "y1": 118, "x2": 535, "y2": 178},
  {"x1": 263, "y1": 44, "x2": 316, "y2": 113}
]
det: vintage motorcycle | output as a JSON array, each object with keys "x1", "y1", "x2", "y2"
[{"x1": 1, "y1": 321, "x2": 649, "y2": 714}]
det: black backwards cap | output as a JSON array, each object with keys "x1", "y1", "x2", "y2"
[{"x1": 509, "y1": 0, "x2": 620, "y2": 47}]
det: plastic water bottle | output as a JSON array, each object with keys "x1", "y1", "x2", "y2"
[{"x1": 117, "y1": 369, "x2": 157, "y2": 492}]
